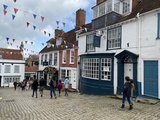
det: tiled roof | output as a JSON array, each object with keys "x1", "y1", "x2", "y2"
[
  {"x1": 0, "y1": 48, "x2": 23, "y2": 60},
  {"x1": 39, "y1": 23, "x2": 92, "y2": 53}
]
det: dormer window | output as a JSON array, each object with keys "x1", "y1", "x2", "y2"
[{"x1": 92, "y1": 0, "x2": 132, "y2": 19}]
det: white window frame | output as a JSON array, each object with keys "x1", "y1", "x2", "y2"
[
  {"x1": 108, "y1": 27, "x2": 121, "y2": 49},
  {"x1": 62, "y1": 50, "x2": 66, "y2": 63},
  {"x1": 86, "y1": 34, "x2": 95, "y2": 52},
  {"x1": 0, "y1": 65, "x2": 1, "y2": 73},
  {"x1": 70, "y1": 50, "x2": 74, "y2": 64},
  {"x1": 101, "y1": 58, "x2": 112, "y2": 81},
  {"x1": 45, "y1": 54, "x2": 48, "y2": 61},
  {"x1": 14, "y1": 65, "x2": 20, "y2": 73},
  {"x1": 93, "y1": 7, "x2": 98, "y2": 19},
  {"x1": 49, "y1": 53, "x2": 53, "y2": 65},
  {"x1": 122, "y1": 0, "x2": 131, "y2": 14},
  {"x1": 60, "y1": 69, "x2": 71, "y2": 81},
  {"x1": 54, "y1": 52, "x2": 58, "y2": 66},
  {"x1": 5, "y1": 65, "x2": 11, "y2": 73},
  {"x1": 99, "y1": 3, "x2": 105, "y2": 16},
  {"x1": 106, "y1": 0, "x2": 112, "y2": 13},
  {"x1": 82, "y1": 58, "x2": 99, "y2": 79},
  {"x1": 41, "y1": 54, "x2": 44, "y2": 65}
]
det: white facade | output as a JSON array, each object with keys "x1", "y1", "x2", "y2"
[
  {"x1": 78, "y1": 6, "x2": 160, "y2": 98},
  {"x1": 0, "y1": 59, "x2": 25, "y2": 87}
]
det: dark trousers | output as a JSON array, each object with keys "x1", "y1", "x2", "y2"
[
  {"x1": 32, "y1": 89, "x2": 37, "y2": 98},
  {"x1": 65, "y1": 88, "x2": 68, "y2": 96},
  {"x1": 122, "y1": 95, "x2": 132, "y2": 105},
  {"x1": 50, "y1": 87, "x2": 56, "y2": 98}
]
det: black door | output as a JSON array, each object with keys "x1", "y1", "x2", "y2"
[{"x1": 0, "y1": 76, "x2": 2, "y2": 87}]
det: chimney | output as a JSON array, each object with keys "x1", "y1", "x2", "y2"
[
  {"x1": 55, "y1": 29, "x2": 64, "y2": 38},
  {"x1": 132, "y1": 0, "x2": 139, "y2": 9},
  {"x1": 76, "y1": 8, "x2": 86, "y2": 26},
  {"x1": 96, "y1": 0, "x2": 106, "y2": 5}
]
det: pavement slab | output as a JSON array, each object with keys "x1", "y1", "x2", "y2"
[{"x1": 0, "y1": 88, "x2": 160, "y2": 120}]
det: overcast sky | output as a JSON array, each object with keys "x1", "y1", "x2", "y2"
[{"x1": 0, "y1": 0, "x2": 96, "y2": 58}]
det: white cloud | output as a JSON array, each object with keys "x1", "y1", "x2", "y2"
[{"x1": 0, "y1": 0, "x2": 94, "y2": 57}]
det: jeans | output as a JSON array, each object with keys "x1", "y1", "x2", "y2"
[
  {"x1": 32, "y1": 89, "x2": 37, "y2": 97},
  {"x1": 122, "y1": 95, "x2": 132, "y2": 105},
  {"x1": 50, "y1": 87, "x2": 56, "y2": 98},
  {"x1": 65, "y1": 88, "x2": 68, "y2": 96}
]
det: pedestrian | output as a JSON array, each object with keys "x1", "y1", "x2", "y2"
[
  {"x1": 39, "y1": 78, "x2": 45, "y2": 97},
  {"x1": 13, "y1": 81, "x2": 17, "y2": 90},
  {"x1": 64, "y1": 77, "x2": 70, "y2": 96},
  {"x1": 32, "y1": 80, "x2": 39, "y2": 98},
  {"x1": 57, "y1": 80, "x2": 62, "y2": 97},
  {"x1": 25, "y1": 81, "x2": 30, "y2": 91},
  {"x1": 121, "y1": 76, "x2": 133, "y2": 110},
  {"x1": 49, "y1": 76, "x2": 57, "y2": 99},
  {"x1": 21, "y1": 82, "x2": 25, "y2": 91}
]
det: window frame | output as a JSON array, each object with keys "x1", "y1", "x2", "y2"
[
  {"x1": 107, "y1": 27, "x2": 121, "y2": 50},
  {"x1": 86, "y1": 34, "x2": 95, "y2": 52},
  {"x1": 41, "y1": 54, "x2": 44, "y2": 65},
  {"x1": 14, "y1": 65, "x2": 20, "y2": 73},
  {"x1": 54, "y1": 52, "x2": 58, "y2": 66},
  {"x1": 49, "y1": 53, "x2": 53, "y2": 65},
  {"x1": 62, "y1": 50, "x2": 66, "y2": 64},
  {"x1": 5, "y1": 65, "x2": 11, "y2": 73},
  {"x1": 70, "y1": 50, "x2": 74, "y2": 64}
]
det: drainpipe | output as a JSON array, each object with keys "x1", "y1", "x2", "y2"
[{"x1": 136, "y1": 12, "x2": 142, "y2": 98}]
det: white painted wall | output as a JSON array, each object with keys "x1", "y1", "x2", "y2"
[
  {"x1": 0, "y1": 59, "x2": 25, "y2": 87},
  {"x1": 78, "y1": 9, "x2": 160, "y2": 97}
]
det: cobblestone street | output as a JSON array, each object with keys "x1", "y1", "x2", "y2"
[{"x1": 0, "y1": 88, "x2": 160, "y2": 120}]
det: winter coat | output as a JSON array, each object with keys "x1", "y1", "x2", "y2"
[
  {"x1": 64, "y1": 79, "x2": 70, "y2": 89},
  {"x1": 57, "y1": 82, "x2": 62, "y2": 90},
  {"x1": 123, "y1": 81, "x2": 131, "y2": 96}
]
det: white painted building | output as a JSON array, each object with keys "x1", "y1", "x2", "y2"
[
  {"x1": 0, "y1": 59, "x2": 25, "y2": 87},
  {"x1": 77, "y1": 0, "x2": 160, "y2": 99}
]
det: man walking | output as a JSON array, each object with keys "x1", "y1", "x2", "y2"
[{"x1": 49, "y1": 76, "x2": 57, "y2": 99}]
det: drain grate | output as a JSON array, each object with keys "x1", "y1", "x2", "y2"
[{"x1": 5, "y1": 100, "x2": 15, "y2": 102}]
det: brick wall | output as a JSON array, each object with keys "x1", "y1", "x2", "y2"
[
  {"x1": 96, "y1": 0, "x2": 106, "y2": 5},
  {"x1": 76, "y1": 8, "x2": 86, "y2": 26}
]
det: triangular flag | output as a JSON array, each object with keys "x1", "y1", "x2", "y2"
[
  {"x1": 44, "y1": 31, "x2": 46, "y2": 35},
  {"x1": 12, "y1": 14, "x2": 16, "y2": 20},
  {"x1": 33, "y1": 14, "x2": 37, "y2": 19},
  {"x1": 10, "y1": 43, "x2": 12, "y2": 46},
  {"x1": 6, "y1": 37, "x2": 9, "y2": 41},
  {"x1": 25, "y1": 41, "x2": 27, "y2": 44},
  {"x1": 63, "y1": 22, "x2": 65, "y2": 27},
  {"x1": 48, "y1": 33, "x2": 51, "y2": 37},
  {"x1": 41, "y1": 16, "x2": 44, "y2": 22},
  {"x1": 26, "y1": 22, "x2": 30, "y2": 27},
  {"x1": 74, "y1": 26, "x2": 77, "y2": 30},
  {"x1": 3, "y1": 5, "x2": 8, "y2": 10},
  {"x1": 13, "y1": 0, "x2": 17, "y2": 2},
  {"x1": 14, "y1": 8, "x2": 18, "y2": 14},
  {"x1": 93, "y1": 29, "x2": 96, "y2": 33},
  {"x1": 33, "y1": 25, "x2": 36, "y2": 30},
  {"x1": 3, "y1": 10, "x2": 7, "y2": 15},
  {"x1": 7, "y1": 42, "x2": 9, "y2": 45},
  {"x1": 42, "y1": 43, "x2": 44, "y2": 46},
  {"x1": 12, "y1": 38, "x2": 15, "y2": 42},
  {"x1": 56, "y1": 21, "x2": 59, "y2": 25},
  {"x1": 31, "y1": 42, "x2": 33, "y2": 45},
  {"x1": 17, "y1": 45, "x2": 18, "y2": 48}
]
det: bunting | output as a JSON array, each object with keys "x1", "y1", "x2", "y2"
[
  {"x1": 12, "y1": 14, "x2": 16, "y2": 20},
  {"x1": 26, "y1": 22, "x2": 30, "y2": 27},
  {"x1": 3, "y1": 5, "x2": 8, "y2": 10},
  {"x1": 14, "y1": 8, "x2": 18, "y2": 14},
  {"x1": 33, "y1": 14, "x2": 37, "y2": 19},
  {"x1": 3, "y1": 10, "x2": 7, "y2": 15}
]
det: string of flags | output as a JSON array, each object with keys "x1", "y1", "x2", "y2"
[{"x1": 1, "y1": 2, "x2": 66, "y2": 37}]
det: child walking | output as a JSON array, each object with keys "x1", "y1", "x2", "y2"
[{"x1": 57, "y1": 80, "x2": 62, "y2": 97}]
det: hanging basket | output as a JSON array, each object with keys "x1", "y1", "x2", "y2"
[{"x1": 44, "y1": 67, "x2": 57, "y2": 74}]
